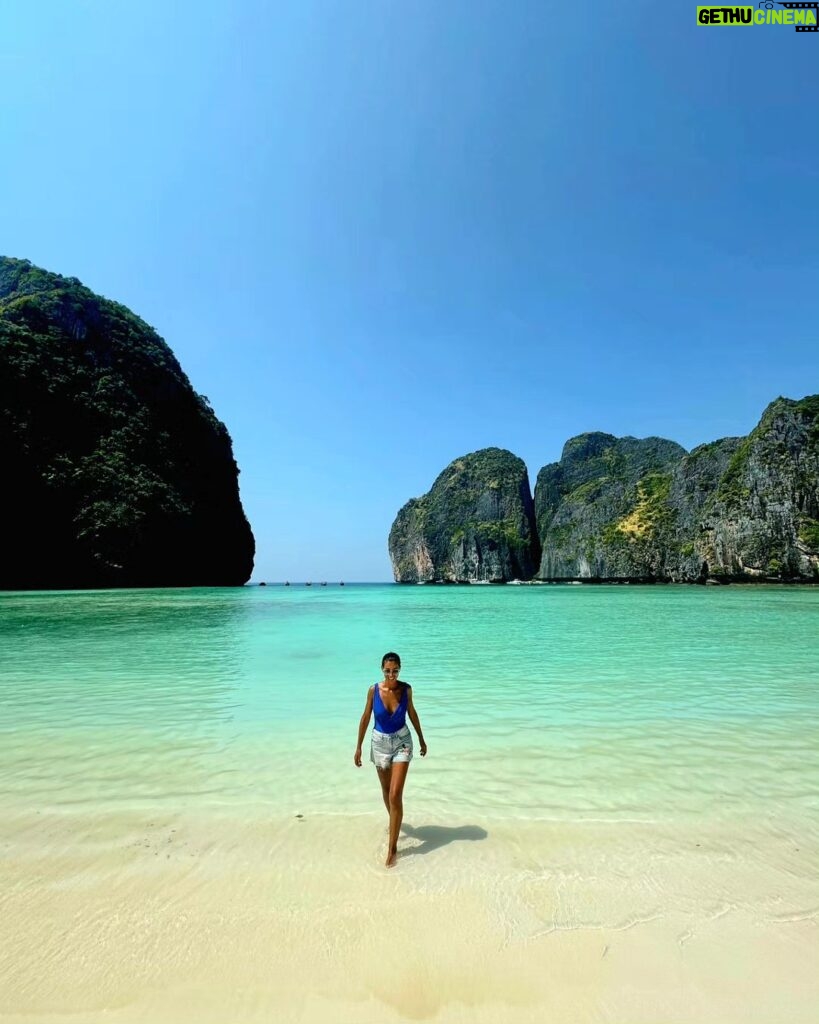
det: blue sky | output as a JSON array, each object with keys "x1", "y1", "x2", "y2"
[{"x1": 1, "y1": 1, "x2": 817, "y2": 580}]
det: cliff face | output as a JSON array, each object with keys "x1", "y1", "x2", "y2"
[
  {"x1": 534, "y1": 399, "x2": 819, "y2": 582},
  {"x1": 534, "y1": 434, "x2": 686, "y2": 579},
  {"x1": 0, "y1": 256, "x2": 255, "y2": 588},
  {"x1": 389, "y1": 396, "x2": 819, "y2": 584},
  {"x1": 694, "y1": 397, "x2": 819, "y2": 580},
  {"x1": 662, "y1": 437, "x2": 743, "y2": 579},
  {"x1": 389, "y1": 448, "x2": 540, "y2": 582}
]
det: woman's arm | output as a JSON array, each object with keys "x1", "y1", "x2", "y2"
[
  {"x1": 354, "y1": 686, "x2": 375, "y2": 766},
  {"x1": 406, "y1": 686, "x2": 427, "y2": 757}
]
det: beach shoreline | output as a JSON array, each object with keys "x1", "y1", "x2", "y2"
[
  {"x1": 2, "y1": 585, "x2": 818, "y2": 1021},
  {"x1": 2, "y1": 806, "x2": 817, "y2": 1023}
]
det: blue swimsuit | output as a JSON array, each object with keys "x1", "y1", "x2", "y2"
[{"x1": 373, "y1": 684, "x2": 408, "y2": 734}]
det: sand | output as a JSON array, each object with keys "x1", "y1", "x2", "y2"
[{"x1": 1, "y1": 806, "x2": 817, "y2": 1023}]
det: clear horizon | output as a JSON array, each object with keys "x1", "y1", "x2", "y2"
[{"x1": 2, "y1": 2, "x2": 817, "y2": 581}]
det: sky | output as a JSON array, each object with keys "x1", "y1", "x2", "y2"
[{"x1": 1, "y1": 1, "x2": 817, "y2": 581}]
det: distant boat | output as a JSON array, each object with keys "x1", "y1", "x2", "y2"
[
  {"x1": 470, "y1": 580, "x2": 490, "y2": 585},
  {"x1": 320, "y1": 582, "x2": 327, "y2": 586},
  {"x1": 305, "y1": 582, "x2": 312, "y2": 586},
  {"x1": 507, "y1": 579, "x2": 522, "y2": 585},
  {"x1": 258, "y1": 581, "x2": 267, "y2": 586},
  {"x1": 339, "y1": 581, "x2": 345, "y2": 586},
  {"x1": 284, "y1": 581, "x2": 290, "y2": 586}
]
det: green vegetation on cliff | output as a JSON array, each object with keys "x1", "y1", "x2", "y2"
[
  {"x1": 535, "y1": 434, "x2": 685, "y2": 579},
  {"x1": 610, "y1": 473, "x2": 674, "y2": 540},
  {"x1": 716, "y1": 435, "x2": 754, "y2": 506},
  {"x1": 404, "y1": 398, "x2": 819, "y2": 584},
  {"x1": 799, "y1": 517, "x2": 819, "y2": 551},
  {"x1": 389, "y1": 448, "x2": 539, "y2": 581},
  {"x1": 0, "y1": 256, "x2": 255, "y2": 588}
]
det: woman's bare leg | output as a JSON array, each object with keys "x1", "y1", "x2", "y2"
[
  {"x1": 386, "y1": 762, "x2": 409, "y2": 868},
  {"x1": 376, "y1": 766, "x2": 392, "y2": 814}
]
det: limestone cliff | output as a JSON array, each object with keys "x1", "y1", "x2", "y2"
[
  {"x1": 389, "y1": 448, "x2": 540, "y2": 582},
  {"x1": 390, "y1": 395, "x2": 819, "y2": 584},
  {"x1": 534, "y1": 398, "x2": 819, "y2": 582},
  {"x1": 694, "y1": 396, "x2": 819, "y2": 580},
  {"x1": 0, "y1": 256, "x2": 255, "y2": 588},
  {"x1": 534, "y1": 434, "x2": 687, "y2": 579}
]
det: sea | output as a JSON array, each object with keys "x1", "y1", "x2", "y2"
[
  {"x1": 1, "y1": 582, "x2": 817, "y2": 829},
  {"x1": 3, "y1": 583, "x2": 819, "y2": 1022}
]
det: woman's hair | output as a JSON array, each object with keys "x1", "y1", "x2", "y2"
[{"x1": 381, "y1": 651, "x2": 401, "y2": 667}]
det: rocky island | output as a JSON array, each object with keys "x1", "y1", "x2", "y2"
[
  {"x1": 389, "y1": 396, "x2": 819, "y2": 584},
  {"x1": 0, "y1": 256, "x2": 255, "y2": 589},
  {"x1": 388, "y1": 448, "x2": 540, "y2": 583}
]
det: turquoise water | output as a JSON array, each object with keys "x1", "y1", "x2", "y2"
[{"x1": 1, "y1": 584, "x2": 818, "y2": 831}]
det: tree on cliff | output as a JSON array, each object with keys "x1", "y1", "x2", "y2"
[{"x1": 0, "y1": 256, "x2": 254, "y2": 588}]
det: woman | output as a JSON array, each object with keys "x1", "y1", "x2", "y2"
[{"x1": 354, "y1": 652, "x2": 427, "y2": 867}]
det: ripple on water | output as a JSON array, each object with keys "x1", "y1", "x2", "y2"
[{"x1": 0, "y1": 585, "x2": 817, "y2": 830}]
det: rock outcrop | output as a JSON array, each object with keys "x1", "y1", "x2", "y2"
[
  {"x1": 389, "y1": 448, "x2": 540, "y2": 582},
  {"x1": 534, "y1": 398, "x2": 819, "y2": 582},
  {"x1": 534, "y1": 434, "x2": 686, "y2": 579},
  {"x1": 0, "y1": 256, "x2": 255, "y2": 588},
  {"x1": 389, "y1": 396, "x2": 819, "y2": 583},
  {"x1": 693, "y1": 396, "x2": 819, "y2": 580}
]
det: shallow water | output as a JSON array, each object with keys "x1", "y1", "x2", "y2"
[
  {"x1": 3, "y1": 584, "x2": 819, "y2": 1022},
  {"x1": 1, "y1": 583, "x2": 817, "y2": 829}
]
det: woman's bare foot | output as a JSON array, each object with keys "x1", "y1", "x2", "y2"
[{"x1": 385, "y1": 846, "x2": 398, "y2": 868}]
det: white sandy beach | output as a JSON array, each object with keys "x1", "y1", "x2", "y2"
[
  {"x1": 3, "y1": 585, "x2": 818, "y2": 1021},
  {"x1": 2, "y1": 806, "x2": 817, "y2": 1024}
]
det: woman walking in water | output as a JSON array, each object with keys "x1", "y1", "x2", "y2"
[{"x1": 354, "y1": 652, "x2": 427, "y2": 867}]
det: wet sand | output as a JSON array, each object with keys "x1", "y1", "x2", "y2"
[{"x1": 1, "y1": 808, "x2": 817, "y2": 1023}]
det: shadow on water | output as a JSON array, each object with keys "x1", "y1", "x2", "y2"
[{"x1": 400, "y1": 823, "x2": 488, "y2": 856}]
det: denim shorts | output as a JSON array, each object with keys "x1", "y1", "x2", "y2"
[{"x1": 370, "y1": 726, "x2": 413, "y2": 769}]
